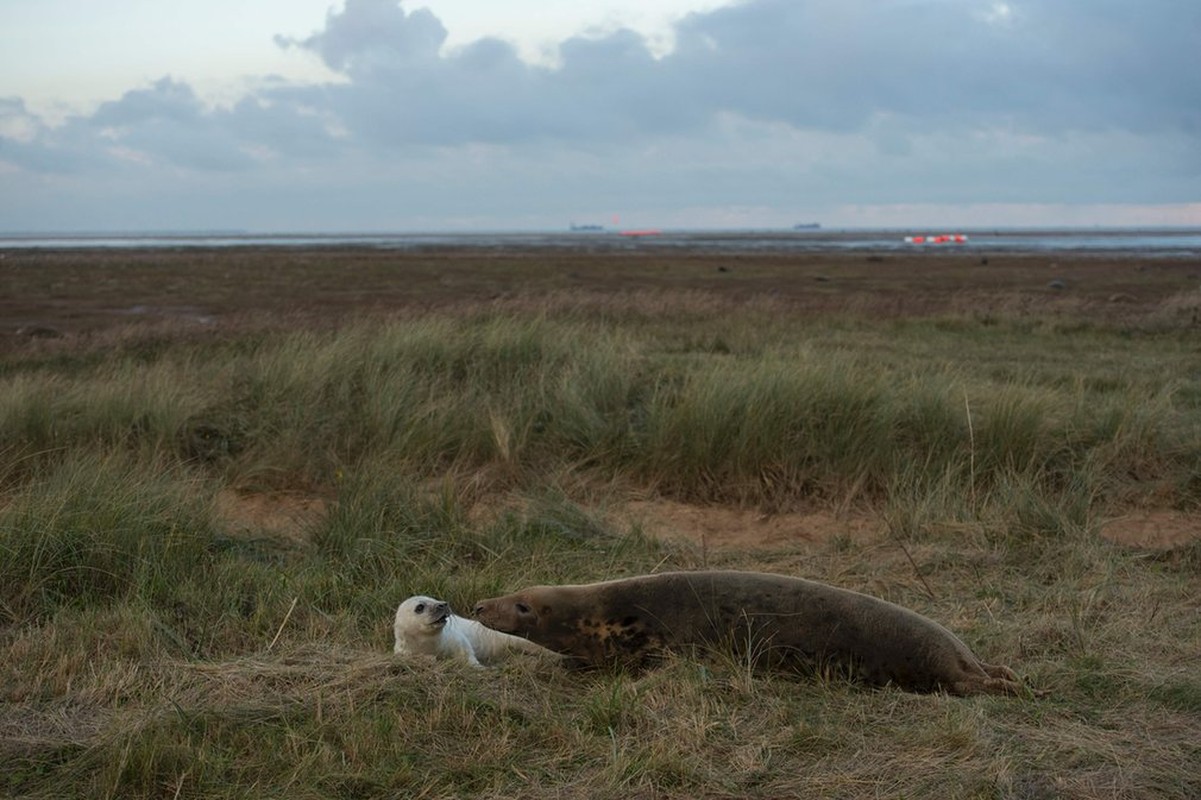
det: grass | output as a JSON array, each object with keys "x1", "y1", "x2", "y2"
[
  {"x1": 5, "y1": 310, "x2": 1198, "y2": 507},
  {"x1": 3, "y1": 248, "x2": 1201, "y2": 797}
]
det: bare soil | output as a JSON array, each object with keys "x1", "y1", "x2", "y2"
[
  {"x1": 625, "y1": 498, "x2": 883, "y2": 550},
  {"x1": 1099, "y1": 510, "x2": 1201, "y2": 550},
  {"x1": 211, "y1": 487, "x2": 1199, "y2": 554},
  {"x1": 213, "y1": 489, "x2": 327, "y2": 549}
]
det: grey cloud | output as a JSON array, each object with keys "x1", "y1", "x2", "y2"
[
  {"x1": 2, "y1": 79, "x2": 250, "y2": 173},
  {"x1": 0, "y1": 98, "x2": 72, "y2": 173},
  {"x1": 2, "y1": 0, "x2": 1197, "y2": 229},
  {"x1": 5, "y1": 77, "x2": 343, "y2": 175},
  {"x1": 1, "y1": 97, "x2": 47, "y2": 140},
  {"x1": 221, "y1": 94, "x2": 345, "y2": 159},
  {"x1": 266, "y1": 0, "x2": 1200, "y2": 149},
  {"x1": 11, "y1": 0, "x2": 1198, "y2": 158},
  {"x1": 90, "y1": 78, "x2": 206, "y2": 129},
  {"x1": 90, "y1": 79, "x2": 258, "y2": 171},
  {"x1": 279, "y1": 0, "x2": 448, "y2": 75},
  {"x1": 663, "y1": 0, "x2": 1201, "y2": 135},
  {"x1": 273, "y1": 0, "x2": 636, "y2": 144}
]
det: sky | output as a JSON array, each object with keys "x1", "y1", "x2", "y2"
[{"x1": 1, "y1": 0, "x2": 1199, "y2": 232}]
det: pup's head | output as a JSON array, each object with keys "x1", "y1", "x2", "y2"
[{"x1": 393, "y1": 595, "x2": 451, "y2": 653}]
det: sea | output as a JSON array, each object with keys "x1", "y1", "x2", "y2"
[{"x1": 2, "y1": 228, "x2": 1201, "y2": 257}]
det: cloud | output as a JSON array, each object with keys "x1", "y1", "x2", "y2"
[
  {"x1": 271, "y1": 0, "x2": 674, "y2": 146},
  {"x1": 665, "y1": 0, "x2": 1201, "y2": 136},
  {"x1": 279, "y1": 0, "x2": 449, "y2": 75},
  {"x1": 0, "y1": 98, "x2": 44, "y2": 144},
  {"x1": 262, "y1": 0, "x2": 1201, "y2": 147},
  {"x1": 4, "y1": 77, "x2": 345, "y2": 175},
  {"x1": 2, "y1": 0, "x2": 1198, "y2": 230}
]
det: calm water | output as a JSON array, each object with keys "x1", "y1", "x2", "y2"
[{"x1": 3, "y1": 228, "x2": 1201, "y2": 256}]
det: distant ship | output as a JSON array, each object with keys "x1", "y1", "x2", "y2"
[
  {"x1": 569, "y1": 223, "x2": 606, "y2": 232},
  {"x1": 793, "y1": 223, "x2": 821, "y2": 230}
]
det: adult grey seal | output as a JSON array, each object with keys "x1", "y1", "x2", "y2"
[{"x1": 473, "y1": 570, "x2": 1026, "y2": 695}]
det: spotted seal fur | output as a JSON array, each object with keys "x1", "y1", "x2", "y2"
[{"x1": 473, "y1": 571, "x2": 1026, "y2": 695}]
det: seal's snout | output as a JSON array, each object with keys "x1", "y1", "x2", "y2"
[
  {"x1": 472, "y1": 602, "x2": 486, "y2": 617},
  {"x1": 424, "y1": 601, "x2": 451, "y2": 627}
]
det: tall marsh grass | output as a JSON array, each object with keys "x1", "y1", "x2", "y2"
[
  {"x1": 0, "y1": 453, "x2": 213, "y2": 625},
  {"x1": 3, "y1": 311, "x2": 1196, "y2": 513},
  {"x1": 4, "y1": 305, "x2": 1201, "y2": 798}
]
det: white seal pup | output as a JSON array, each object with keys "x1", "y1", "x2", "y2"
[{"x1": 393, "y1": 594, "x2": 556, "y2": 667}]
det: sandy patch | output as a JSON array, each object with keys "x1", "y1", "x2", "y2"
[
  {"x1": 213, "y1": 490, "x2": 328, "y2": 546},
  {"x1": 624, "y1": 499, "x2": 882, "y2": 551},
  {"x1": 209, "y1": 488, "x2": 1198, "y2": 554},
  {"x1": 1099, "y1": 510, "x2": 1200, "y2": 550}
]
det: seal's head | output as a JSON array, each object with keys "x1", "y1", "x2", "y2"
[
  {"x1": 474, "y1": 585, "x2": 647, "y2": 666},
  {"x1": 393, "y1": 595, "x2": 452, "y2": 653},
  {"x1": 473, "y1": 590, "x2": 548, "y2": 638}
]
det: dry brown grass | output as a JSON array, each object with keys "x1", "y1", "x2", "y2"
[
  {"x1": 5, "y1": 532, "x2": 1199, "y2": 799},
  {"x1": 4, "y1": 246, "x2": 1199, "y2": 341}
]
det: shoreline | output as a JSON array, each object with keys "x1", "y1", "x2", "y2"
[{"x1": 3, "y1": 226, "x2": 1201, "y2": 256}]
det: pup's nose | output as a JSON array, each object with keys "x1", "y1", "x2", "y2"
[{"x1": 472, "y1": 603, "x2": 485, "y2": 617}]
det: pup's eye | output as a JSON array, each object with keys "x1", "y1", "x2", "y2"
[
  {"x1": 516, "y1": 602, "x2": 531, "y2": 614},
  {"x1": 415, "y1": 603, "x2": 426, "y2": 614}
]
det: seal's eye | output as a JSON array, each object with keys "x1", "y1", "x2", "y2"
[
  {"x1": 414, "y1": 603, "x2": 426, "y2": 614},
  {"x1": 515, "y1": 602, "x2": 531, "y2": 615}
]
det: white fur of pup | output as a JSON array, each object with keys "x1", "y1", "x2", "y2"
[{"x1": 393, "y1": 595, "x2": 554, "y2": 667}]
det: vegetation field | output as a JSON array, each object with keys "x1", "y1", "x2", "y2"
[{"x1": 2, "y1": 246, "x2": 1200, "y2": 798}]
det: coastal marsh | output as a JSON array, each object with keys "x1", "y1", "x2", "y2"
[{"x1": 2, "y1": 247, "x2": 1200, "y2": 798}]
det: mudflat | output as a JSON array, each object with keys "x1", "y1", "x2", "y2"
[{"x1": 3, "y1": 246, "x2": 1198, "y2": 338}]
